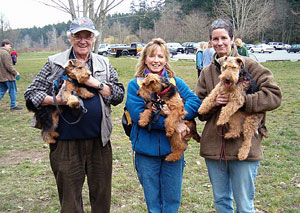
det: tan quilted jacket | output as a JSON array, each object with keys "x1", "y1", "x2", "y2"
[{"x1": 0, "y1": 47, "x2": 17, "y2": 82}]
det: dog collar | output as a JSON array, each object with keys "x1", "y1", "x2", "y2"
[
  {"x1": 157, "y1": 85, "x2": 171, "y2": 96},
  {"x1": 60, "y1": 74, "x2": 74, "y2": 82},
  {"x1": 238, "y1": 79, "x2": 249, "y2": 83},
  {"x1": 54, "y1": 74, "x2": 78, "y2": 88}
]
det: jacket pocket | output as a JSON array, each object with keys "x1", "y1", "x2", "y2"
[
  {"x1": 104, "y1": 105, "x2": 112, "y2": 133},
  {"x1": 94, "y1": 70, "x2": 107, "y2": 82}
]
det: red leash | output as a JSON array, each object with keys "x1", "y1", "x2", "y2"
[{"x1": 218, "y1": 126, "x2": 228, "y2": 172}]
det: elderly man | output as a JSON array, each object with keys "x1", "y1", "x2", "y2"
[
  {"x1": 24, "y1": 17, "x2": 124, "y2": 212},
  {"x1": 0, "y1": 39, "x2": 22, "y2": 110}
]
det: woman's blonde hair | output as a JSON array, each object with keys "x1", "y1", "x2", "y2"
[
  {"x1": 135, "y1": 38, "x2": 175, "y2": 78},
  {"x1": 235, "y1": 38, "x2": 243, "y2": 47},
  {"x1": 198, "y1": 42, "x2": 208, "y2": 51}
]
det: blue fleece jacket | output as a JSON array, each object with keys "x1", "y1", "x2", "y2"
[{"x1": 125, "y1": 76, "x2": 201, "y2": 156}]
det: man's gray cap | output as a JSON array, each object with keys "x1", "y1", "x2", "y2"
[{"x1": 69, "y1": 17, "x2": 99, "y2": 35}]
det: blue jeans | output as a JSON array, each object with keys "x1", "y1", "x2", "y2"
[
  {"x1": 205, "y1": 159, "x2": 260, "y2": 213},
  {"x1": 0, "y1": 81, "x2": 18, "y2": 108},
  {"x1": 135, "y1": 153, "x2": 185, "y2": 213}
]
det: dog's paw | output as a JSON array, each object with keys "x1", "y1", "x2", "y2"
[
  {"x1": 224, "y1": 132, "x2": 240, "y2": 139},
  {"x1": 166, "y1": 129, "x2": 174, "y2": 137},
  {"x1": 198, "y1": 107, "x2": 206, "y2": 114},
  {"x1": 85, "y1": 92, "x2": 94, "y2": 98},
  {"x1": 44, "y1": 136, "x2": 56, "y2": 144},
  {"x1": 237, "y1": 147, "x2": 249, "y2": 161},
  {"x1": 138, "y1": 119, "x2": 148, "y2": 127},
  {"x1": 69, "y1": 100, "x2": 80, "y2": 108},
  {"x1": 51, "y1": 131, "x2": 60, "y2": 138},
  {"x1": 216, "y1": 119, "x2": 226, "y2": 126},
  {"x1": 165, "y1": 154, "x2": 180, "y2": 162}
]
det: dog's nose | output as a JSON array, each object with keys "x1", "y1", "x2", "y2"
[{"x1": 226, "y1": 78, "x2": 231, "y2": 82}]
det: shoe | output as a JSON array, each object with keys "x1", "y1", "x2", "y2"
[{"x1": 10, "y1": 106, "x2": 23, "y2": 111}]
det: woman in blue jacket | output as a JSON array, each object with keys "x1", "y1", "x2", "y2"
[{"x1": 126, "y1": 38, "x2": 201, "y2": 212}]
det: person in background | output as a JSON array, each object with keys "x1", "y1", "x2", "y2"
[
  {"x1": 24, "y1": 17, "x2": 124, "y2": 212},
  {"x1": 126, "y1": 38, "x2": 200, "y2": 212},
  {"x1": 196, "y1": 41, "x2": 208, "y2": 78},
  {"x1": 235, "y1": 38, "x2": 249, "y2": 57},
  {"x1": 196, "y1": 18, "x2": 282, "y2": 212},
  {"x1": 11, "y1": 50, "x2": 18, "y2": 65},
  {"x1": 202, "y1": 41, "x2": 215, "y2": 68},
  {"x1": 0, "y1": 39, "x2": 22, "y2": 110}
]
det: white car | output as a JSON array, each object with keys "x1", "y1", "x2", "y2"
[
  {"x1": 245, "y1": 43, "x2": 254, "y2": 50},
  {"x1": 167, "y1": 42, "x2": 185, "y2": 53},
  {"x1": 249, "y1": 44, "x2": 275, "y2": 53},
  {"x1": 268, "y1": 42, "x2": 285, "y2": 50}
]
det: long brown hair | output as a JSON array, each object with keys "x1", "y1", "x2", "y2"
[{"x1": 135, "y1": 38, "x2": 175, "y2": 78}]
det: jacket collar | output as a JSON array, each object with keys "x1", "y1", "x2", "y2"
[{"x1": 213, "y1": 44, "x2": 239, "y2": 71}]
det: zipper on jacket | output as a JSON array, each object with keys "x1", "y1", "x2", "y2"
[
  {"x1": 158, "y1": 132, "x2": 161, "y2": 156},
  {"x1": 133, "y1": 126, "x2": 140, "y2": 150}
]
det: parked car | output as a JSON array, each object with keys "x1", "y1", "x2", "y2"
[
  {"x1": 182, "y1": 42, "x2": 194, "y2": 49},
  {"x1": 245, "y1": 43, "x2": 254, "y2": 50},
  {"x1": 286, "y1": 44, "x2": 300, "y2": 53},
  {"x1": 167, "y1": 42, "x2": 185, "y2": 53},
  {"x1": 107, "y1": 44, "x2": 127, "y2": 55},
  {"x1": 185, "y1": 42, "x2": 200, "y2": 54},
  {"x1": 169, "y1": 48, "x2": 178, "y2": 58},
  {"x1": 268, "y1": 42, "x2": 285, "y2": 50},
  {"x1": 284, "y1": 44, "x2": 291, "y2": 49},
  {"x1": 182, "y1": 42, "x2": 194, "y2": 53},
  {"x1": 249, "y1": 44, "x2": 275, "y2": 53},
  {"x1": 112, "y1": 42, "x2": 145, "y2": 57},
  {"x1": 98, "y1": 43, "x2": 109, "y2": 55}
]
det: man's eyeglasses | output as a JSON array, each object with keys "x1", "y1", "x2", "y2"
[{"x1": 72, "y1": 34, "x2": 94, "y2": 42}]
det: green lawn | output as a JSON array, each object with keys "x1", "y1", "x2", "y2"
[{"x1": 0, "y1": 53, "x2": 299, "y2": 212}]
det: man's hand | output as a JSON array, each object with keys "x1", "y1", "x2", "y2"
[
  {"x1": 41, "y1": 80, "x2": 67, "y2": 106},
  {"x1": 85, "y1": 76, "x2": 111, "y2": 96}
]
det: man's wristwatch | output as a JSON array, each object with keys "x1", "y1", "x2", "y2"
[{"x1": 98, "y1": 82, "x2": 104, "y2": 91}]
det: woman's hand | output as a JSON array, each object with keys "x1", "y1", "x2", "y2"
[
  {"x1": 216, "y1": 93, "x2": 229, "y2": 106},
  {"x1": 175, "y1": 121, "x2": 190, "y2": 139},
  {"x1": 162, "y1": 104, "x2": 171, "y2": 115}
]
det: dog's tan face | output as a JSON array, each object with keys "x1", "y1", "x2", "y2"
[
  {"x1": 218, "y1": 56, "x2": 244, "y2": 88},
  {"x1": 65, "y1": 59, "x2": 91, "y2": 84},
  {"x1": 137, "y1": 73, "x2": 163, "y2": 100}
]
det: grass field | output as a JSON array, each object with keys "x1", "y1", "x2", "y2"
[{"x1": 0, "y1": 52, "x2": 299, "y2": 212}]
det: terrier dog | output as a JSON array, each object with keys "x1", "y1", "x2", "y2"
[
  {"x1": 198, "y1": 56, "x2": 268, "y2": 160},
  {"x1": 26, "y1": 59, "x2": 94, "y2": 143},
  {"x1": 137, "y1": 73, "x2": 200, "y2": 162}
]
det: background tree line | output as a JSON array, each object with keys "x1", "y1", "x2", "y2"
[{"x1": 0, "y1": 0, "x2": 299, "y2": 52}]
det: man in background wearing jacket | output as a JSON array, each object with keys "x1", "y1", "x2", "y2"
[{"x1": 0, "y1": 39, "x2": 22, "y2": 110}]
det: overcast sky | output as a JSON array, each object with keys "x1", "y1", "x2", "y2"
[{"x1": 1, "y1": 0, "x2": 131, "y2": 29}]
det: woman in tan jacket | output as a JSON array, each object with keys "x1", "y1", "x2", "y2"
[{"x1": 195, "y1": 19, "x2": 282, "y2": 213}]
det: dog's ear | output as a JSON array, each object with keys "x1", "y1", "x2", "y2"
[
  {"x1": 64, "y1": 59, "x2": 76, "y2": 69},
  {"x1": 235, "y1": 57, "x2": 245, "y2": 67},
  {"x1": 217, "y1": 56, "x2": 227, "y2": 66},
  {"x1": 143, "y1": 73, "x2": 158, "y2": 86},
  {"x1": 144, "y1": 78, "x2": 156, "y2": 86}
]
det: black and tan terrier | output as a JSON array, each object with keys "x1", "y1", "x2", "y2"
[
  {"x1": 26, "y1": 59, "x2": 94, "y2": 144},
  {"x1": 198, "y1": 56, "x2": 268, "y2": 160},
  {"x1": 137, "y1": 73, "x2": 200, "y2": 162}
]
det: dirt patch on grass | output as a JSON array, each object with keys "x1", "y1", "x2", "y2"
[{"x1": 0, "y1": 150, "x2": 48, "y2": 167}]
